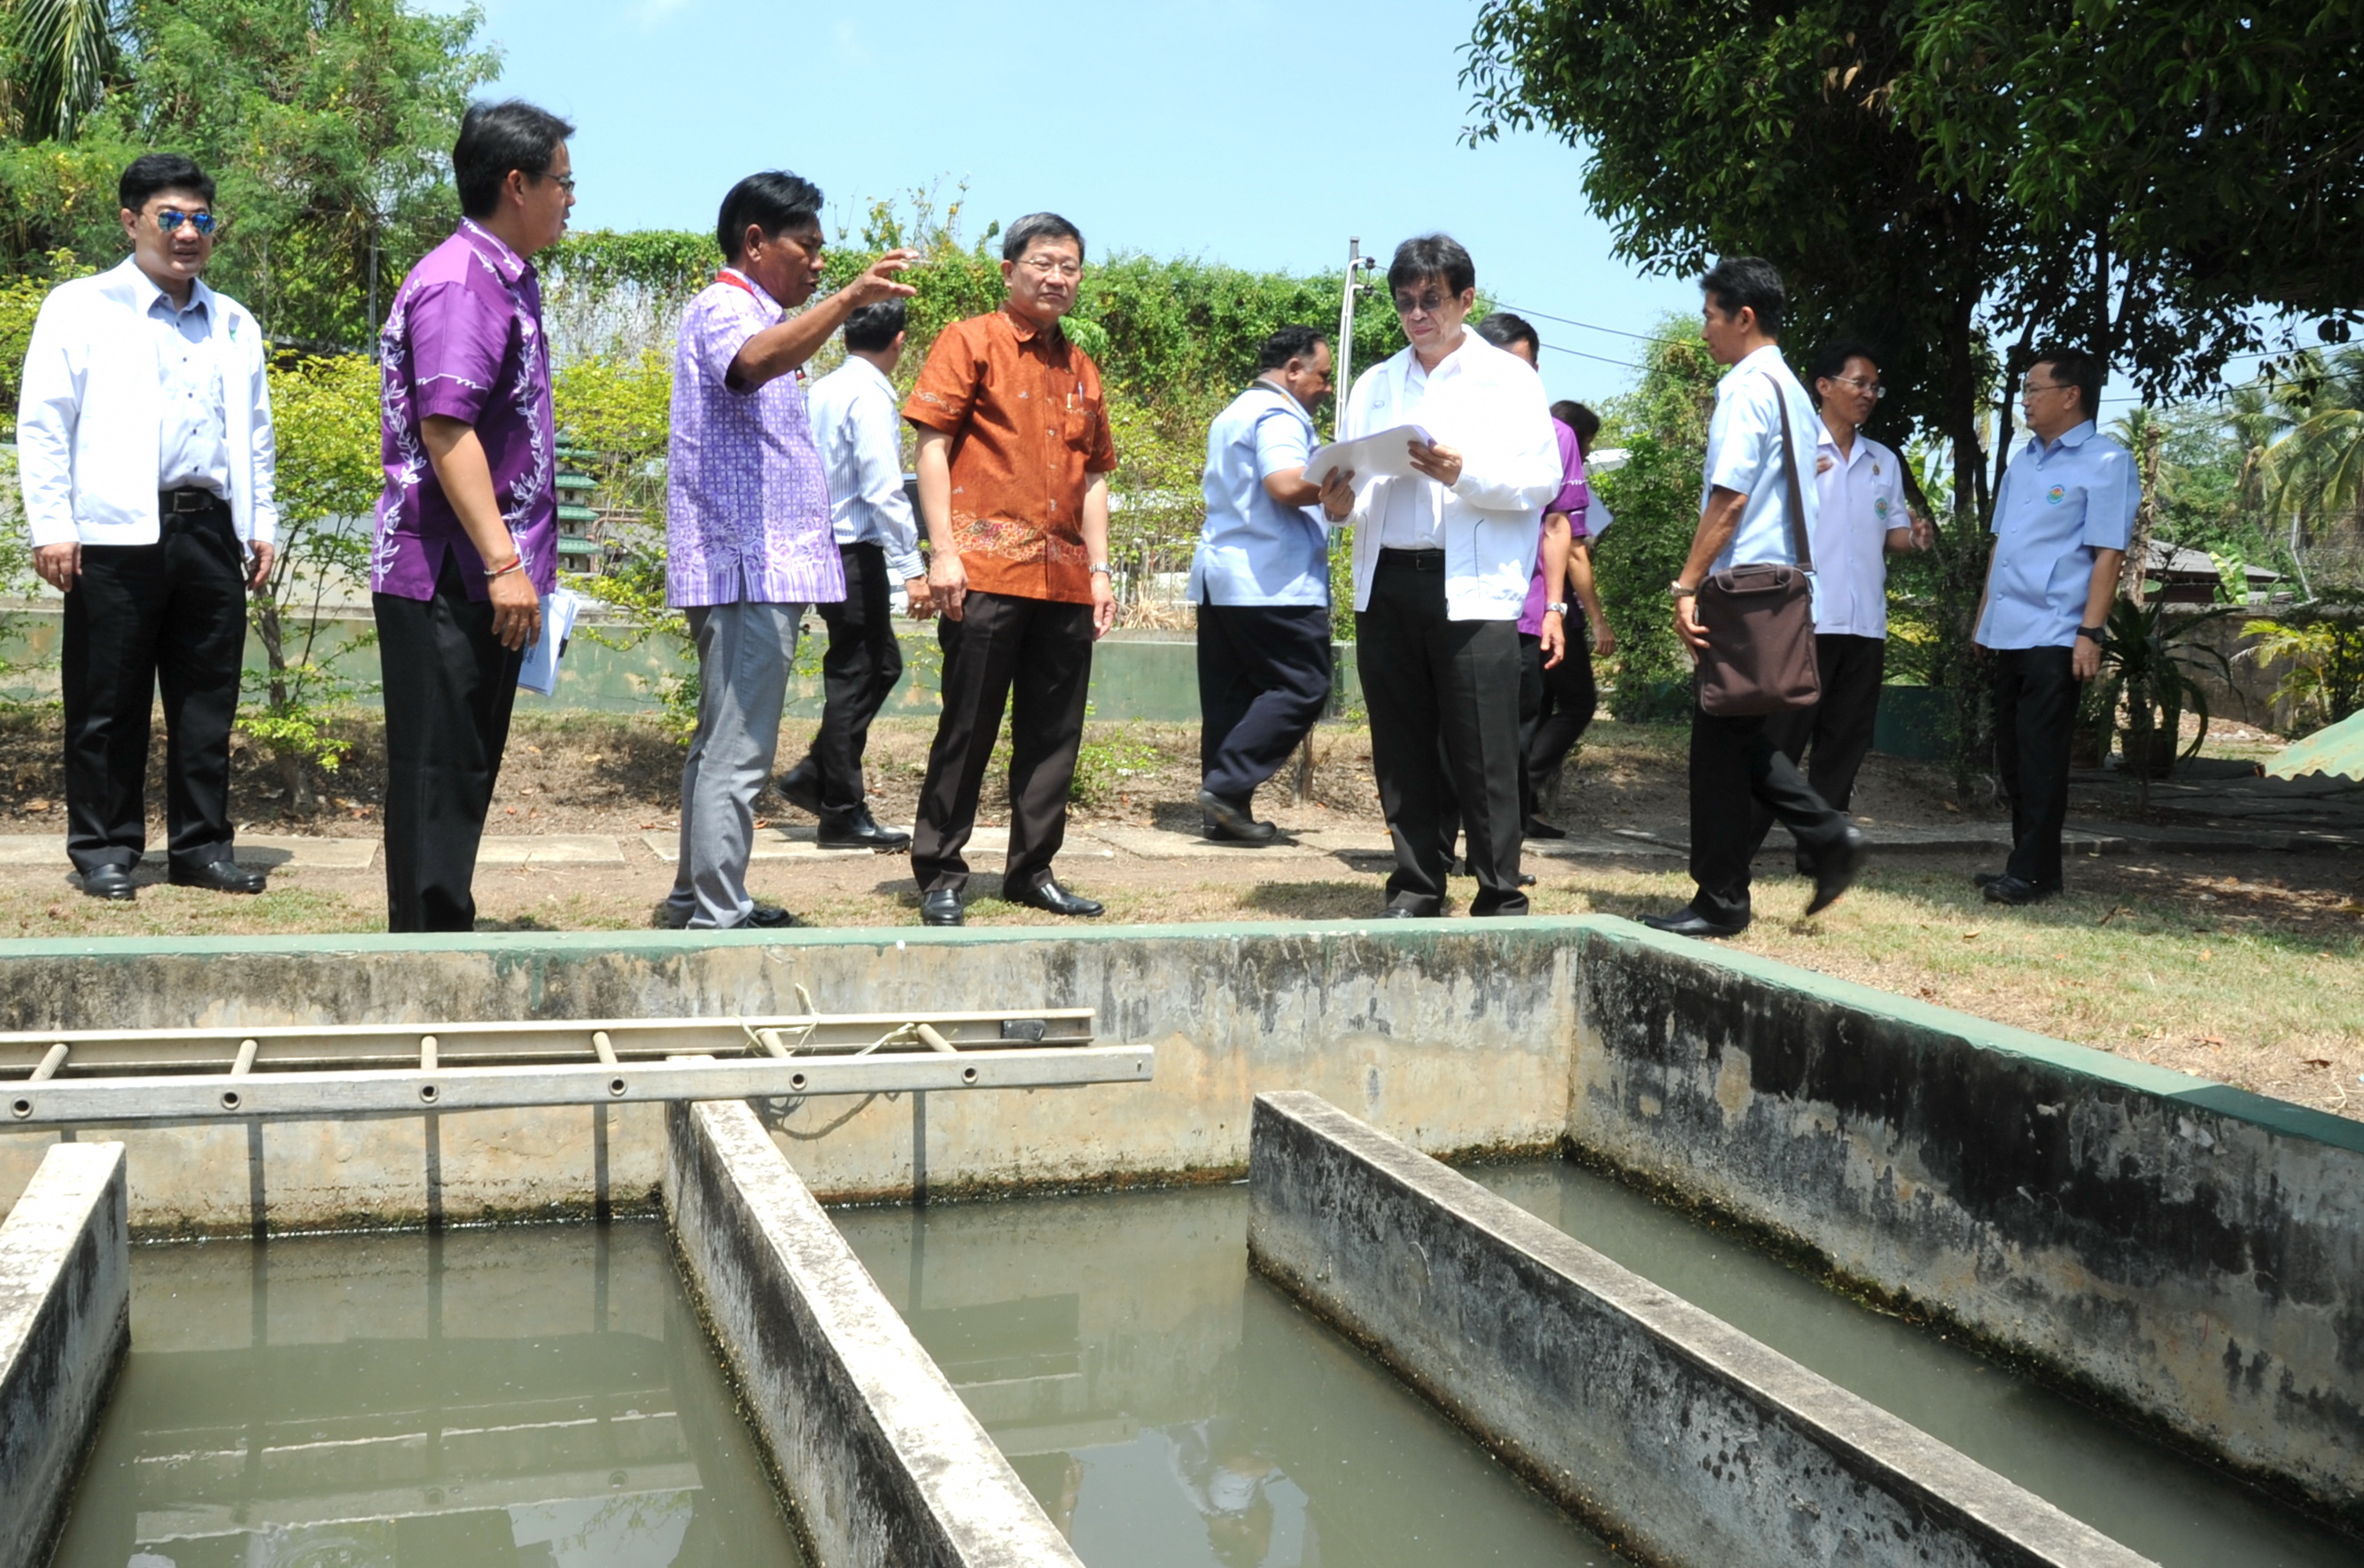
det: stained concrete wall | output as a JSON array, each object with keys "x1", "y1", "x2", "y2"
[
  {"x1": 1248, "y1": 1092, "x2": 2153, "y2": 1568},
  {"x1": 664, "y1": 1095, "x2": 1080, "y2": 1568},
  {"x1": 0, "y1": 922, "x2": 1575, "y2": 1230},
  {"x1": 0, "y1": 1141, "x2": 128, "y2": 1568},
  {"x1": 1569, "y1": 921, "x2": 2364, "y2": 1530}
]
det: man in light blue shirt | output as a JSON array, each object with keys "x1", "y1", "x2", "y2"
[
  {"x1": 1645, "y1": 258, "x2": 1864, "y2": 938},
  {"x1": 1188, "y1": 325, "x2": 1334, "y2": 843},
  {"x1": 779, "y1": 299, "x2": 930, "y2": 851},
  {"x1": 1972, "y1": 346, "x2": 2133, "y2": 904}
]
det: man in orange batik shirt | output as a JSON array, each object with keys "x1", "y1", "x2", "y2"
[{"x1": 902, "y1": 212, "x2": 1117, "y2": 927}]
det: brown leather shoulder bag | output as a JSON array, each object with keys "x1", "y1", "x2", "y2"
[{"x1": 1694, "y1": 376, "x2": 1820, "y2": 716}]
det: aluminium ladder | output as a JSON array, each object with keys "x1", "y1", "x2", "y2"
[{"x1": 0, "y1": 1005, "x2": 1147, "y2": 1126}]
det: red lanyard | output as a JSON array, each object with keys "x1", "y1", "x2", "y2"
[{"x1": 715, "y1": 270, "x2": 804, "y2": 382}]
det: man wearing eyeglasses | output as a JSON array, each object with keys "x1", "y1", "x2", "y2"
[
  {"x1": 1757, "y1": 341, "x2": 1934, "y2": 867},
  {"x1": 17, "y1": 153, "x2": 276, "y2": 903},
  {"x1": 1321, "y1": 235, "x2": 1562, "y2": 918},
  {"x1": 1972, "y1": 346, "x2": 2133, "y2": 906},
  {"x1": 1188, "y1": 324, "x2": 1335, "y2": 845},
  {"x1": 902, "y1": 213, "x2": 1117, "y2": 927},
  {"x1": 371, "y1": 99, "x2": 574, "y2": 932}
]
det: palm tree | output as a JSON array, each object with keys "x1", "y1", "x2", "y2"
[{"x1": 9, "y1": 0, "x2": 120, "y2": 141}]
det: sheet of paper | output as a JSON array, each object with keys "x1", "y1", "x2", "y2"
[
  {"x1": 517, "y1": 587, "x2": 582, "y2": 696},
  {"x1": 1301, "y1": 423, "x2": 1435, "y2": 486}
]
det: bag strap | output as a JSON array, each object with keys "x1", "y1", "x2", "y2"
[{"x1": 1771, "y1": 371, "x2": 1813, "y2": 571}]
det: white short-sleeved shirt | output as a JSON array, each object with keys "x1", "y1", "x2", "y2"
[
  {"x1": 1700, "y1": 344, "x2": 1819, "y2": 573},
  {"x1": 1188, "y1": 380, "x2": 1327, "y2": 606},
  {"x1": 1975, "y1": 421, "x2": 2137, "y2": 650},
  {"x1": 1809, "y1": 424, "x2": 1909, "y2": 638}
]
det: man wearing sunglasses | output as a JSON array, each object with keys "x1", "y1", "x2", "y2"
[
  {"x1": 1321, "y1": 235, "x2": 1562, "y2": 918},
  {"x1": 17, "y1": 153, "x2": 277, "y2": 903}
]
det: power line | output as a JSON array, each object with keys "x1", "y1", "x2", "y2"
[
  {"x1": 1540, "y1": 342, "x2": 1642, "y2": 371},
  {"x1": 1501, "y1": 302, "x2": 1684, "y2": 347}
]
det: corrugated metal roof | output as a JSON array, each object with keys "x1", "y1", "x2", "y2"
[{"x1": 2264, "y1": 709, "x2": 2364, "y2": 781}]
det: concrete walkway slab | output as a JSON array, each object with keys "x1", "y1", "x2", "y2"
[
  {"x1": 473, "y1": 834, "x2": 626, "y2": 866},
  {"x1": 1528, "y1": 834, "x2": 1684, "y2": 860},
  {"x1": 0, "y1": 836, "x2": 378, "y2": 870},
  {"x1": 642, "y1": 828, "x2": 883, "y2": 863},
  {"x1": 1086, "y1": 825, "x2": 1331, "y2": 860}
]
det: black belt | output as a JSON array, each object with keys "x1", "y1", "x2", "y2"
[
  {"x1": 160, "y1": 486, "x2": 227, "y2": 516},
  {"x1": 1377, "y1": 547, "x2": 1446, "y2": 571}
]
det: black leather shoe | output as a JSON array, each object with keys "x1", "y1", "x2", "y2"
[
  {"x1": 81, "y1": 863, "x2": 136, "y2": 902},
  {"x1": 774, "y1": 764, "x2": 825, "y2": 819},
  {"x1": 818, "y1": 803, "x2": 912, "y2": 851},
  {"x1": 1008, "y1": 876, "x2": 1103, "y2": 918},
  {"x1": 1641, "y1": 908, "x2": 1748, "y2": 938},
  {"x1": 1804, "y1": 827, "x2": 1870, "y2": 916},
  {"x1": 1982, "y1": 874, "x2": 2056, "y2": 906},
  {"x1": 1972, "y1": 870, "x2": 2005, "y2": 889},
  {"x1": 172, "y1": 859, "x2": 266, "y2": 895},
  {"x1": 1376, "y1": 904, "x2": 1438, "y2": 919},
  {"x1": 1523, "y1": 818, "x2": 1568, "y2": 840},
  {"x1": 736, "y1": 904, "x2": 805, "y2": 929},
  {"x1": 920, "y1": 889, "x2": 964, "y2": 927},
  {"x1": 1197, "y1": 788, "x2": 1278, "y2": 845},
  {"x1": 1517, "y1": 872, "x2": 1538, "y2": 888}
]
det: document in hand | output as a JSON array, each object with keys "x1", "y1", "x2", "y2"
[
  {"x1": 1301, "y1": 424, "x2": 1436, "y2": 486},
  {"x1": 517, "y1": 587, "x2": 582, "y2": 696}
]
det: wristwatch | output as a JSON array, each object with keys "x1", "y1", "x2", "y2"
[
  {"x1": 1668, "y1": 580, "x2": 1699, "y2": 600},
  {"x1": 1089, "y1": 563, "x2": 1113, "y2": 577},
  {"x1": 1545, "y1": 602, "x2": 1570, "y2": 617},
  {"x1": 2076, "y1": 624, "x2": 2105, "y2": 641}
]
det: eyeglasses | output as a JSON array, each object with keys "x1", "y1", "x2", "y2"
[
  {"x1": 156, "y1": 209, "x2": 217, "y2": 236},
  {"x1": 1828, "y1": 375, "x2": 1886, "y2": 399},
  {"x1": 1393, "y1": 290, "x2": 1449, "y2": 316},
  {"x1": 2021, "y1": 379, "x2": 2073, "y2": 396},
  {"x1": 548, "y1": 175, "x2": 577, "y2": 193},
  {"x1": 1022, "y1": 256, "x2": 1081, "y2": 280}
]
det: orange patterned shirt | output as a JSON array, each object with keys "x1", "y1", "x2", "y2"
[{"x1": 902, "y1": 305, "x2": 1118, "y2": 604}]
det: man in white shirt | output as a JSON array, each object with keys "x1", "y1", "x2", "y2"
[
  {"x1": 17, "y1": 153, "x2": 276, "y2": 903},
  {"x1": 1644, "y1": 258, "x2": 1866, "y2": 938},
  {"x1": 1760, "y1": 340, "x2": 1933, "y2": 866},
  {"x1": 779, "y1": 299, "x2": 930, "y2": 850},
  {"x1": 1189, "y1": 324, "x2": 1334, "y2": 844},
  {"x1": 1319, "y1": 235, "x2": 1561, "y2": 917}
]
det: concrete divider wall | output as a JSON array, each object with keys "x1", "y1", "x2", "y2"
[
  {"x1": 663, "y1": 1095, "x2": 1081, "y2": 1568},
  {"x1": 0, "y1": 1141, "x2": 128, "y2": 1568},
  {"x1": 1569, "y1": 921, "x2": 2364, "y2": 1528},
  {"x1": 1247, "y1": 1091, "x2": 2155, "y2": 1568},
  {"x1": 0, "y1": 923, "x2": 1575, "y2": 1230}
]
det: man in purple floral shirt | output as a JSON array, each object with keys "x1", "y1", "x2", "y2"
[
  {"x1": 660, "y1": 171, "x2": 915, "y2": 930},
  {"x1": 373, "y1": 100, "x2": 572, "y2": 932}
]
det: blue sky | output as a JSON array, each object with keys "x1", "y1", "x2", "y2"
[{"x1": 470, "y1": 0, "x2": 1699, "y2": 404}]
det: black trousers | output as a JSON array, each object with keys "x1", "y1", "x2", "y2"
[
  {"x1": 910, "y1": 590, "x2": 1093, "y2": 895},
  {"x1": 784, "y1": 542, "x2": 906, "y2": 814},
  {"x1": 1518, "y1": 625, "x2": 1598, "y2": 824},
  {"x1": 1764, "y1": 633, "x2": 1886, "y2": 813},
  {"x1": 62, "y1": 503, "x2": 248, "y2": 877},
  {"x1": 374, "y1": 551, "x2": 525, "y2": 932},
  {"x1": 1355, "y1": 552, "x2": 1527, "y2": 916},
  {"x1": 1992, "y1": 645, "x2": 2078, "y2": 889},
  {"x1": 1688, "y1": 704, "x2": 1853, "y2": 928},
  {"x1": 1197, "y1": 601, "x2": 1333, "y2": 805}
]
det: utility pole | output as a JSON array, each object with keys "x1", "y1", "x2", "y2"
[{"x1": 1296, "y1": 238, "x2": 1376, "y2": 804}]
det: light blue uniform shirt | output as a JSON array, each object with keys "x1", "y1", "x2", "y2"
[
  {"x1": 146, "y1": 276, "x2": 231, "y2": 497},
  {"x1": 1188, "y1": 380, "x2": 1327, "y2": 607},
  {"x1": 1975, "y1": 421, "x2": 2137, "y2": 650},
  {"x1": 1700, "y1": 344, "x2": 1818, "y2": 573}
]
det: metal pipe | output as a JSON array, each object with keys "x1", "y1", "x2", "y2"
[
  {"x1": 592, "y1": 1030, "x2": 617, "y2": 1066},
  {"x1": 916, "y1": 1024, "x2": 957, "y2": 1054},
  {"x1": 30, "y1": 1043, "x2": 66, "y2": 1082},
  {"x1": 232, "y1": 1038, "x2": 259, "y2": 1077}
]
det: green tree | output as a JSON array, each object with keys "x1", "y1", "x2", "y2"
[{"x1": 6, "y1": 0, "x2": 121, "y2": 141}]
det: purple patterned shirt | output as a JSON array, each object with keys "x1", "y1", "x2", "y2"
[
  {"x1": 372, "y1": 221, "x2": 557, "y2": 602},
  {"x1": 665, "y1": 270, "x2": 844, "y2": 607}
]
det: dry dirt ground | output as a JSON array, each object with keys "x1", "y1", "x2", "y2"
[{"x1": 0, "y1": 710, "x2": 2357, "y2": 1122}]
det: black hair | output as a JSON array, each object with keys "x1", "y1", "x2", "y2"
[
  {"x1": 119, "y1": 153, "x2": 214, "y2": 213},
  {"x1": 716, "y1": 170, "x2": 824, "y2": 260},
  {"x1": 1475, "y1": 312, "x2": 1541, "y2": 357},
  {"x1": 1808, "y1": 338, "x2": 1882, "y2": 403},
  {"x1": 2029, "y1": 345, "x2": 2101, "y2": 418},
  {"x1": 1551, "y1": 400, "x2": 1602, "y2": 450},
  {"x1": 1388, "y1": 234, "x2": 1475, "y2": 299},
  {"x1": 454, "y1": 100, "x2": 575, "y2": 220},
  {"x1": 844, "y1": 299, "x2": 907, "y2": 353},
  {"x1": 1700, "y1": 256, "x2": 1785, "y2": 337},
  {"x1": 1256, "y1": 324, "x2": 1327, "y2": 372},
  {"x1": 1002, "y1": 212, "x2": 1084, "y2": 263}
]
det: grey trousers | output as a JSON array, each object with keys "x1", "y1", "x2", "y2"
[{"x1": 666, "y1": 602, "x2": 801, "y2": 929}]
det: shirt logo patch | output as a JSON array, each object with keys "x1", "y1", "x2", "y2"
[
  {"x1": 2046, "y1": 484, "x2": 2067, "y2": 505},
  {"x1": 1874, "y1": 497, "x2": 1891, "y2": 520}
]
